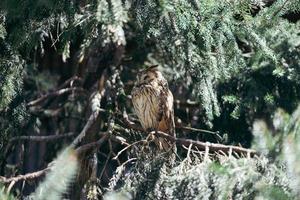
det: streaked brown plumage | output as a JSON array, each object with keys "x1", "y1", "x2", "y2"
[{"x1": 131, "y1": 65, "x2": 175, "y2": 150}]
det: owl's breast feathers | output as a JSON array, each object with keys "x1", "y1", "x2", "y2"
[
  {"x1": 131, "y1": 82, "x2": 175, "y2": 136},
  {"x1": 131, "y1": 84, "x2": 160, "y2": 131}
]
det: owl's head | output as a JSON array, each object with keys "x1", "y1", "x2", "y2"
[{"x1": 135, "y1": 65, "x2": 164, "y2": 86}]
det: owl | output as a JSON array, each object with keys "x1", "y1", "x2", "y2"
[{"x1": 131, "y1": 65, "x2": 175, "y2": 150}]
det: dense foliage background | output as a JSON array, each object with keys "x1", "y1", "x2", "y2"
[{"x1": 0, "y1": 0, "x2": 300, "y2": 199}]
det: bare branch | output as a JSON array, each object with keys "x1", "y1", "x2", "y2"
[
  {"x1": 113, "y1": 139, "x2": 146, "y2": 160},
  {"x1": 1, "y1": 133, "x2": 109, "y2": 185},
  {"x1": 75, "y1": 133, "x2": 110, "y2": 155},
  {"x1": 71, "y1": 110, "x2": 101, "y2": 148},
  {"x1": 9, "y1": 132, "x2": 75, "y2": 143},
  {"x1": 176, "y1": 126, "x2": 223, "y2": 141},
  {"x1": 4, "y1": 132, "x2": 76, "y2": 159},
  {"x1": 27, "y1": 87, "x2": 85, "y2": 107},
  {"x1": 58, "y1": 76, "x2": 82, "y2": 90},
  {"x1": 153, "y1": 131, "x2": 257, "y2": 157},
  {"x1": 120, "y1": 117, "x2": 257, "y2": 157},
  {"x1": 176, "y1": 126, "x2": 218, "y2": 135},
  {"x1": 71, "y1": 91, "x2": 103, "y2": 147},
  {"x1": 0, "y1": 167, "x2": 50, "y2": 184}
]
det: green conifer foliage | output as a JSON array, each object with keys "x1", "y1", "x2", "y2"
[
  {"x1": 0, "y1": 44, "x2": 27, "y2": 163},
  {"x1": 131, "y1": 0, "x2": 300, "y2": 125},
  {"x1": 105, "y1": 106, "x2": 300, "y2": 200},
  {"x1": 0, "y1": 0, "x2": 299, "y2": 127},
  {"x1": 0, "y1": 0, "x2": 300, "y2": 199}
]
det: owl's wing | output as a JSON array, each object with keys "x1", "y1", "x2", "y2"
[
  {"x1": 157, "y1": 84, "x2": 175, "y2": 137},
  {"x1": 155, "y1": 84, "x2": 176, "y2": 151}
]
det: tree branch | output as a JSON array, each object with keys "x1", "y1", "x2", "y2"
[
  {"x1": 27, "y1": 87, "x2": 85, "y2": 107},
  {"x1": 176, "y1": 125, "x2": 223, "y2": 141},
  {"x1": 4, "y1": 133, "x2": 76, "y2": 160},
  {"x1": 71, "y1": 110, "x2": 101, "y2": 148},
  {"x1": 153, "y1": 131, "x2": 257, "y2": 157},
  {"x1": 0, "y1": 167, "x2": 50, "y2": 184},
  {"x1": 57, "y1": 76, "x2": 82, "y2": 90},
  {"x1": 9, "y1": 132, "x2": 75, "y2": 143},
  {"x1": 121, "y1": 117, "x2": 257, "y2": 157},
  {"x1": 0, "y1": 133, "x2": 109, "y2": 185},
  {"x1": 75, "y1": 133, "x2": 110, "y2": 155}
]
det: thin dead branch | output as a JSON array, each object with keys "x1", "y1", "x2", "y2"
[
  {"x1": 27, "y1": 87, "x2": 85, "y2": 107},
  {"x1": 113, "y1": 139, "x2": 147, "y2": 160},
  {"x1": 1, "y1": 133, "x2": 109, "y2": 185},
  {"x1": 177, "y1": 125, "x2": 223, "y2": 141},
  {"x1": 153, "y1": 131, "x2": 257, "y2": 157},
  {"x1": 58, "y1": 76, "x2": 82, "y2": 90},
  {"x1": 0, "y1": 167, "x2": 50, "y2": 184},
  {"x1": 9, "y1": 132, "x2": 75, "y2": 143},
  {"x1": 120, "y1": 116, "x2": 257, "y2": 156},
  {"x1": 4, "y1": 132, "x2": 76, "y2": 160},
  {"x1": 71, "y1": 92, "x2": 103, "y2": 147},
  {"x1": 71, "y1": 109, "x2": 101, "y2": 147},
  {"x1": 75, "y1": 133, "x2": 110, "y2": 155},
  {"x1": 177, "y1": 126, "x2": 218, "y2": 135}
]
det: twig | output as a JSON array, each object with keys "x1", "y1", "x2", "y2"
[
  {"x1": 4, "y1": 132, "x2": 76, "y2": 159},
  {"x1": 113, "y1": 139, "x2": 147, "y2": 160},
  {"x1": 27, "y1": 87, "x2": 85, "y2": 107},
  {"x1": 1, "y1": 132, "x2": 108, "y2": 185},
  {"x1": 75, "y1": 113, "x2": 114, "y2": 155},
  {"x1": 177, "y1": 126, "x2": 218, "y2": 135},
  {"x1": 108, "y1": 137, "x2": 121, "y2": 166},
  {"x1": 182, "y1": 145, "x2": 204, "y2": 156},
  {"x1": 0, "y1": 167, "x2": 50, "y2": 184},
  {"x1": 28, "y1": 107, "x2": 63, "y2": 116},
  {"x1": 177, "y1": 126, "x2": 223, "y2": 141},
  {"x1": 0, "y1": 133, "x2": 109, "y2": 185},
  {"x1": 153, "y1": 131, "x2": 257, "y2": 156},
  {"x1": 71, "y1": 110, "x2": 101, "y2": 147},
  {"x1": 9, "y1": 132, "x2": 75, "y2": 143},
  {"x1": 120, "y1": 113, "x2": 256, "y2": 156},
  {"x1": 186, "y1": 143, "x2": 193, "y2": 162},
  {"x1": 58, "y1": 76, "x2": 82, "y2": 90},
  {"x1": 72, "y1": 84, "x2": 104, "y2": 147},
  {"x1": 75, "y1": 133, "x2": 110, "y2": 155},
  {"x1": 119, "y1": 158, "x2": 137, "y2": 168},
  {"x1": 110, "y1": 135, "x2": 129, "y2": 146},
  {"x1": 99, "y1": 152, "x2": 111, "y2": 182},
  {"x1": 122, "y1": 109, "x2": 221, "y2": 140}
]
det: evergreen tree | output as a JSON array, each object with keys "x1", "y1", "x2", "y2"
[{"x1": 0, "y1": 0, "x2": 300, "y2": 199}]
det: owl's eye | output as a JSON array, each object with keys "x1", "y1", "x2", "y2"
[{"x1": 143, "y1": 75, "x2": 149, "y2": 80}]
